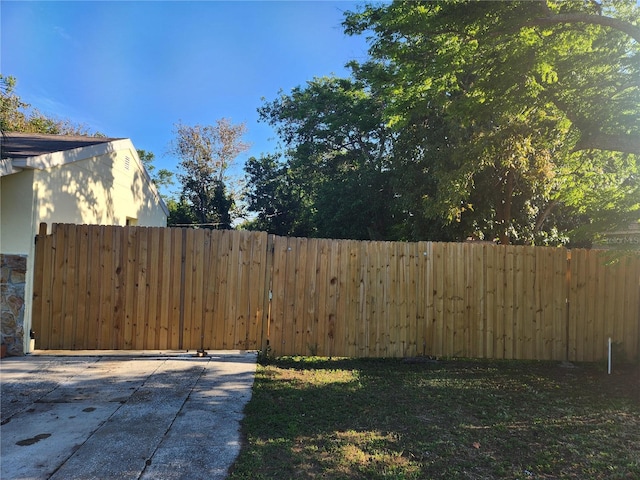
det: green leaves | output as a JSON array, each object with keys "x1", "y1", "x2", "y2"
[
  {"x1": 341, "y1": 0, "x2": 639, "y2": 244},
  {"x1": 250, "y1": 76, "x2": 398, "y2": 240}
]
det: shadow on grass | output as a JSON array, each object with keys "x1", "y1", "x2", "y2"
[{"x1": 230, "y1": 357, "x2": 640, "y2": 480}]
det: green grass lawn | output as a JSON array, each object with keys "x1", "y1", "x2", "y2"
[{"x1": 228, "y1": 356, "x2": 639, "y2": 480}]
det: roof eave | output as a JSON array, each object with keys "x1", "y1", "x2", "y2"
[
  {"x1": 0, "y1": 158, "x2": 23, "y2": 177},
  {"x1": 10, "y1": 140, "x2": 123, "y2": 171}
]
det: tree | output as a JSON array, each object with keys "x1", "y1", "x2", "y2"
[
  {"x1": 252, "y1": 76, "x2": 398, "y2": 240},
  {"x1": 243, "y1": 153, "x2": 315, "y2": 236},
  {"x1": 170, "y1": 119, "x2": 249, "y2": 228},
  {"x1": 166, "y1": 197, "x2": 197, "y2": 227},
  {"x1": 343, "y1": 0, "x2": 640, "y2": 244},
  {"x1": 1, "y1": 75, "x2": 28, "y2": 132},
  {"x1": 1, "y1": 74, "x2": 103, "y2": 136},
  {"x1": 137, "y1": 149, "x2": 174, "y2": 193}
]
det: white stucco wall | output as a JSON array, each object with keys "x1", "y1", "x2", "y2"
[
  {"x1": 1, "y1": 169, "x2": 36, "y2": 255},
  {"x1": 33, "y1": 145, "x2": 166, "y2": 229}
]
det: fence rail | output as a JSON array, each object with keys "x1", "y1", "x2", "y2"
[{"x1": 32, "y1": 223, "x2": 640, "y2": 361}]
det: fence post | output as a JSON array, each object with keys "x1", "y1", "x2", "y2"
[
  {"x1": 259, "y1": 234, "x2": 275, "y2": 355},
  {"x1": 31, "y1": 223, "x2": 49, "y2": 348}
]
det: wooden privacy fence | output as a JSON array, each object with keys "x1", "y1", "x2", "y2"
[
  {"x1": 33, "y1": 223, "x2": 640, "y2": 361},
  {"x1": 33, "y1": 223, "x2": 270, "y2": 352}
]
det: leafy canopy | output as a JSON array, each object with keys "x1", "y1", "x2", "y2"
[
  {"x1": 247, "y1": 76, "x2": 398, "y2": 240},
  {"x1": 340, "y1": 0, "x2": 639, "y2": 244}
]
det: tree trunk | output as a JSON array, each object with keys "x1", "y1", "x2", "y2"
[
  {"x1": 534, "y1": 200, "x2": 558, "y2": 233},
  {"x1": 497, "y1": 169, "x2": 514, "y2": 245}
]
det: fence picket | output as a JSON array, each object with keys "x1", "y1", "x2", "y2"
[
  {"x1": 523, "y1": 247, "x2": 535, "y2": 360},
  {"x1": 613, "y1": 256, "x2": 628, "y2": 359},
  {"x1": 112, "y1": 226, "x2": 125, "y2": 349},
  {"x1": 157, "y1": 228, "x2": 171, "y2": 349},
  {"x1": 167, "y1": 228, "x2": 182, "y2": 349},
  {"x1": 48, "y1": 224, "x2": 64, "y2": 349},
  {"x1": 74, "y1": 225, "x2": 90, "y2": 350},
  {"x1": 585, "y1": 251, "x2": 599, "y2": 361},
  {"x1": 626, "y1": 255, "x2": 640, "y2": 360},
  {"x1": 238, "y1": 232, "x2": 254, "y2": 350},
  {"x1": 293, "y1": 237, "x2": 308, "y2": 355},
  {"x1": 306, "y1": 238, "x2": 320, "y2": 355},
  {"x1": 315, "y1": 239, "x2": 330, "y2": 356}
]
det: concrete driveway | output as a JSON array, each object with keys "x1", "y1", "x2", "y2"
[{"x1": 0, "y1": 351, "x2": 257, "y2": 480}]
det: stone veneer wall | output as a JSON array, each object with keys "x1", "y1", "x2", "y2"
[{"x1": 1, "y1": 254, "x2": 27, "y2": 355}]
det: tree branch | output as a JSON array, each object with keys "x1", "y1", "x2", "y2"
[
  {"x1": 573, "y1": 131, "x2": 640, "y2": 155},
  {"x1": 527, "y1": 12, "x2": 640, "y2": 43},
  {"x1": 547, "y1": 95, "x2": 640, "y2": 155},
  {"x1": 534, "y1": 200, "x2": 558, "y2": 233}
]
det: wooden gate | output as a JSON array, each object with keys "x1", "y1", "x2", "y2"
[{"x1": 32, "y1": 223, "x2": 270, "y2": 351}]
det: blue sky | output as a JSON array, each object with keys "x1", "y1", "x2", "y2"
[{"x1": 1, "y1": 0, "x2": 372, "y2": 195}]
